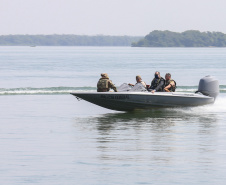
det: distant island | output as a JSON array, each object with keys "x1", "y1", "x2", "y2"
[
  {"x1": 1, "y1": 31, "x2": 226, "y2": 47},
  {"x1": 0, "y1": 35, "x2": 142, "y2": 46},
  {"x1": 132, "y1": 30, "x2": 226, "y2": 47}
]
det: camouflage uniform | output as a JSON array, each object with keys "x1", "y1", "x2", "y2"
[{"x1": 97, "y1": 73, "x2": 117, "y2": 92}]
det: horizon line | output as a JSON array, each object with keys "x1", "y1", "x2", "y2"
[{"x1": 1, "y1": 30, "x2": 226, "y2": 37}]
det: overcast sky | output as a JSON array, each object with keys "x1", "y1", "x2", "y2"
[{"x1": 0, "y1": 0, "x2": 226, "y2": 36}]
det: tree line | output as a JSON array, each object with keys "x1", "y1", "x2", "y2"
[
  {"x1": 0, "y1": 35, "x2": 142, "y2": 46},
  {"x1": 132, "y1": 30, "x2": 226, "y2": 47}
]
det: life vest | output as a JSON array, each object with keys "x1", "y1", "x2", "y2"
[
  {"x1": 150, "y1": 77, "x2": 165, "y2": 91},
  {"x1": 97, "y1": 77, "x2": 117, "y2": 92},
  {"x1": 97, "y1": 78, "x2": 109, "y2": 91},
  {"x1": 165, "y1": 79, "x2": 176, "y2": 92}
]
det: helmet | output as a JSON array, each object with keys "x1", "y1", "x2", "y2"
[{"x1": 101, "y1": 73, "x2": 109, "y2": 78}]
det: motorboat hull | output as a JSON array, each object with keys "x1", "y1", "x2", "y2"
[{"x1": 71, "y1": 92, "x2": 214, "y2": 111}]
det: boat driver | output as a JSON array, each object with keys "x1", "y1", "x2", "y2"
[
  {"x1": 128, "y1": 75, "x2": 146, "y2": 88},
  {"x1": 148, "y1": 71, "x2": 165, "y2": 93},
  {"x1": 97, "y1": 73, "x2": 117, "y2": 92},
  {"x1": 164, "y1": 73, "x2": 176, "y2": 92}
]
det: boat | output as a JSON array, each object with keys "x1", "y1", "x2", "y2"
[{"x1": 71, "y1": 76, "x2": 219, "y2": 111}]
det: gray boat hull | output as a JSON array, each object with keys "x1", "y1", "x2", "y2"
[{"x1": 71, "y1": 92, "x2": 214, "y2": 111}]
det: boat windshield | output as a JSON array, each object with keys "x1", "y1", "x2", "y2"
[{"x1": 118, "y1": 83, "x2": 147, "y2": 92}]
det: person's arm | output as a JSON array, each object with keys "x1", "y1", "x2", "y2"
[
  {"x1": 164, "y1": 81, "x2": 175, "y2": 90},
  {"x1": 155, "y1": 80, "x2": 164, "y2": 92},
  {"x1": 141, "y1": 81, "x2": 146, "y2": 88},
  {"x1": 109, "y1": 81, "x2": 117, "y2": 92},
  {"x1": 170, "y1": 81, "x2": 175, "y2": 87},
  {"x1": 164, "y1": 84, "x2": 171, "y2": 91}
]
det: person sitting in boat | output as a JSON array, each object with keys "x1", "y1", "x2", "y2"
[
  {"x1": 164, "y1": 73, "x2": 176, "y2": 92},
  {"x1": 128, "y1": 75, "x2": 146, "y2": 88},
  {"x1": 148, "y1": 71, "x2": 165, "y2": 93},
  {"x1": 97, "y1": 73, "x2": 117, "y2": 92}
]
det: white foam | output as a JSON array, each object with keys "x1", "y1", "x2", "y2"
[
  {"x1": 170, "y1": 96, "x2": 226, "y2": 116},
  {"x1": 0, "y1": 88, "x2": 96, "y2": 95},
  {"x1": 206, "y1": 96, "x2": 226, "y2": 113}
]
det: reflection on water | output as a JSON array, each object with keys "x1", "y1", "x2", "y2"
[
  {"x1": 71, "y1": 97, "x2": 226, "y2": 185},
  {"x1": 74, "y1": 106, "x2": 218, "y2": 134},
  {"x1": 73, "y1": 106, "x2": 219, "y2": 163}
]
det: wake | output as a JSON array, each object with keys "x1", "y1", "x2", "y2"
[{"x1": 0, "y1": 85, "x2": 225, "y2": 95}]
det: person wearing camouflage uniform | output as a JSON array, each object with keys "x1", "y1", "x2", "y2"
[
  {"x1": 97, "y1": 73, "x2": 117, "y2": 92},
  {"x1": 164, "y1": 73, "x2": 176, "y2": 92}
]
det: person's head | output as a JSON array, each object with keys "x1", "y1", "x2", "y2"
[
  {"x1": 101, "y1": 73, "x2": 109, "y2": 78},
  {"x1": 165, "y1": 73, "x2": 171, "y2": 81},
  {"x1": 136, "y1": 75, "x2": 142, "y2": 82},
  {"x1": 154, "y1": 71, "x2": 160, "y2": 79}
]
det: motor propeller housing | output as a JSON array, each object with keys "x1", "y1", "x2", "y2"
[{"x1": 198, "y1": 75, "x2": 219, "y2": 100}]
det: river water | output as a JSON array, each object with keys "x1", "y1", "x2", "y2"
[{"x1": 0, "y1": 46, "x2": 226, "y2": 185}]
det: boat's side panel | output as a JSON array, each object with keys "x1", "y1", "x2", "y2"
[
  {"x1": 72, "y1": 93, "x2": 138, "y2": 111},
  {"x1": 71, "y1": 92, "x2": 214, "y2": 111},
  {"x1": 142, "y1": 94, "x2": 214, "y2": 106}
]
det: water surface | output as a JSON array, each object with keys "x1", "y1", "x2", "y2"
[{"x1": 0, "y1": 47, "x2": 226, "y2": 185}]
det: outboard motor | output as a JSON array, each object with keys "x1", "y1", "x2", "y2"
[{"x1": 197, "y1": 75, "x2": 219, "y2": 100}]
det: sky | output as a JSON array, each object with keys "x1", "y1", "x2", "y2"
[{"x1": 0, "y1": 0, "x2": 226, "y2": 36}]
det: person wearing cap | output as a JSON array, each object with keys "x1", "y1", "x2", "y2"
[
  {"x1": 128, "y1": 75, "x2": 146, "y2": 88},
  {"x1": 97, "y1": 73, "x2": 117, "y2": 92},
  {"x1": 148, "y1": 71, "x2": 165, "y2": 93},
  {"x1": 164, "y1": 73, "x2": 176, "y2": 92}
]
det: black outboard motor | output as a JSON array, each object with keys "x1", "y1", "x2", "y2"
[{"x1": 197, "y1": 75, "x2": 219, "y2": 100}]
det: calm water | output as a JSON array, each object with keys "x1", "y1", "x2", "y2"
[{"x1": 0, "y1": 47, "x2": 226, "y2": 185}]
